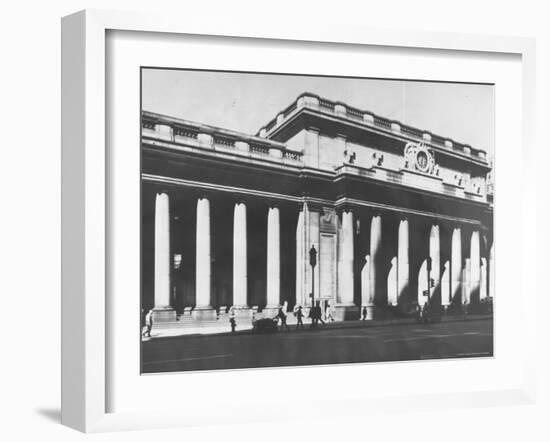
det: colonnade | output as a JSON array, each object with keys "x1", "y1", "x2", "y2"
[
  {"x1": 152, "y1": 192, "x2": 284, "y2": 319},
  {"x1": 344, "y1": 210, "x2": 491, "y2": 319},
  {"x1": 150, "y1": 191, "x2": 493, "y2": 321}
]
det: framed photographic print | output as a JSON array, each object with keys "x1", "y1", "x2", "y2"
[
  {"x1": 139, "y1": 69, "x2": 495, "y2": 373},
  {"x1": 61, "y1": 9, "x2": 537, "y2": 432}
]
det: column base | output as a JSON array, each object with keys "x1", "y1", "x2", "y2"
[
  {"x1": 262, "y1": 305, "x2": 280, "y2": 319},
  {"x1": 334, "y1": 304, "x2": 359, "y2": 321},
  {"x1": 232, "y1": 306, "x2": 253, "y2": 321},
  {"x1": 192, "y1": 307, "x2": 217, "y2": 321},
  {"x1": 217, "y1": 306, "x2": 229, "y2": 320},
  {"x1": 152, "y1": 307, "x2": 177, "y2": 323}
]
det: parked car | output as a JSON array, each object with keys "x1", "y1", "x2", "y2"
[{"x1": 252, "y1": 317, "x2": 278, "y2": 333}]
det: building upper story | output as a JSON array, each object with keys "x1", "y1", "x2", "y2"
[{"x1": 141, "y1": 93, "x2": 494, "y2": 218}]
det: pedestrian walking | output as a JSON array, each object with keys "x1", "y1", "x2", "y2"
[
  {"x1": 316, "y1": 302, "x2": 326, "y2": 326},
  {"x1": 295, "y1": 305, "x2": 305, "y2": 330},
  {"x1": 275, "y1": 306, "x2": 290, "y2": 331},
  {"x1": 309, "y1": 305, "x2": 316, "y2": 328},
  {"x1": 421, "y1": 302, "x2": 430, "y2": 324},
  {"x1": 361, "y1": 306, "x2": 367, "y2": 321},
  {"x1": 325, "y1": 302, "x2": 335, "y2": 322},
  {"x1": 229, "y1": 307, "x2": 237, "y2": 332},
  {"x1": 310, "y1": 301, "x2": 325, "y2": 328},
  {"x1": 142, "y1": 308, "x2": 154, "y2": 337}
]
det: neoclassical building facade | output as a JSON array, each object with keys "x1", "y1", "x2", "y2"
[{"x1": 141, "y1": 93, "x2": 494, "y2": 322}]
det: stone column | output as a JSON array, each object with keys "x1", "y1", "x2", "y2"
[
  {"x1": 295, "y1": 207, "x2": 305, "y2": 307},
  {"x1": 265, "y1": 205, "x2": 281, "y2": 314},
  {"x1": 369, "y1": 214, "x2": 382, "y2": 318},
  {"x1": 418, "y1": 259, "x2": 428, "y2": 307},
  {"x1": 463, "y1": 258, "x2": 471, "y2": 305},
  {"x1": 361, "y1": 255, "x2": 371, "y2": 313},
  {"x1": 489, "y1": 242, "x2": 495, "y2": 300},
  {"x1": 397, "y1": 218, "x2": 409, "y2": 303},
  {"x1": 470, "y1": 230, "x2": 481, "y2": 303},
  {"x1": 480, "y1": 257, "x2": 488, "y2": 302},
  {"x1": 340, "y1": 209, "x2": 354, "y2": 305},
  {"x1": 233, "y1": 202, "x2": 248, "y2": 310},
  {"x1": 193, "y1": 196, "x2": 215, "y2": 320},
  {"x1": 153, "y1": 192, "x2": 176, "y2": 321},
  {"x1": 387, "y1": 257, "x2": 398, "y2": 306},
  {"x1": 451, "y1": 227, "x2": 462, "y2": 305},
  {"x1": 429, "y1": 224, "x2": 441, "y2": 301},
  {"x1": 441, "y1": 261, "x2": 451, "y2": 307}
]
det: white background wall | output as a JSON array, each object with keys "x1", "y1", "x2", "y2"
[{"x1": 0, "y1": 1, "x2": 548, "y2": 441}]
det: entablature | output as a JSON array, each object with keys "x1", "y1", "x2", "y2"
[
  {"x1": 142, "y1": 174, "x2": 486, "y2": 229},
  {"x1": 142, "y1": 109, "x2": 490, "y2": 208}
]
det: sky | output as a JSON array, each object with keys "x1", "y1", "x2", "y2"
[{"x1": 142, "y1": 68, "x2": 494, "y2": 156}]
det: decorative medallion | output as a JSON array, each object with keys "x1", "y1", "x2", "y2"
[{"x1": 404, "y1": 141, "x2": 436, "y2": 175}]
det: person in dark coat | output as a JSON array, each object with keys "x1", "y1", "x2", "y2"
[
  {"x1": 295, "y1": 306, "x2": 305, "y2": 330},
  {"x1": 310, "y1": 301, "x2": 325, "y2": 328},
  {"x1": 316, "y1": 302, "x2": 326, "y2": 326},
  {"x1": 229, "y1": 307, "x2": 237, "y2": 332}
]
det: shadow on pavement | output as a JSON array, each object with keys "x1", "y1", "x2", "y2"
[{"x1": 143, "y1": 314, "x2": 493, "y2": 342}]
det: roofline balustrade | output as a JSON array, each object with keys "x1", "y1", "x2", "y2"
[
  {"x1": 258, "y1": 92, "x2": 489, "y2": 163},
  {"x1": 142, "y1": 111, "x2": 303, "y2": 163}
]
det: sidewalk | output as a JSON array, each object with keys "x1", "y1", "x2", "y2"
[{"x1": 142, "y1": 313, "x2": 493, "y2": 341}]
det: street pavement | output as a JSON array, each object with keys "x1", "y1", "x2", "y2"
[{"x1": 141, "y1": 317, "x2": 493, "y2": 373}]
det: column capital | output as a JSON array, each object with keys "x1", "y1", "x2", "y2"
[
  {"x1": 423, "y1": 216, "x2": 439, "y2": 228},
  {"x1": 226, "y1": 193, "x2": 247, "y2": 206},
  {"x1": 370, "y1": 209, "x2": 384, "y2": 219},
  {"x1": 426, "y1": 216, "x2": 439, "y2": 226},
  {"x1": 397, "y1": 213, "x2": 409, "y2": 222},
  {"x1": 337, "y1": 203, "x2": 354, "y2": 215},
  {"x1": 230, "y1": 199, "x2": 247, "y2": 211}
]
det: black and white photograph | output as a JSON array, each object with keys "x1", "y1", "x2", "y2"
[{"x1": 140, "y1": 68, "x2": 494, "y2": 374}]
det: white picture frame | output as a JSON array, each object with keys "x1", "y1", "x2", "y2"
[{"x1": 61, "y1": 9, "x2": 537, "y2": 433}]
